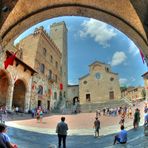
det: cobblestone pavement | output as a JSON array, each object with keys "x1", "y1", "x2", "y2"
[
  {"x1": 8, "y1": 126, "x2": 147, "y2": 148},
  {"x1": 5, "y1": 101, "x2": 148, "y2": 147}
]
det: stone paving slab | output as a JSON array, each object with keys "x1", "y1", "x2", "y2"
[{"x1": 7, "y1": 126, "x2": 148, "y2": 148}]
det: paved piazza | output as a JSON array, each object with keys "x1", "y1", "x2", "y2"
[{"x1": 5, "y1": 102, "x2": 148, "y2": 147}]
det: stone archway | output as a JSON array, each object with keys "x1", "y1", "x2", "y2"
[
  {"x1": 1, "y1": 0, "x2": 148, "y2": 57},
  {"x1": 0, "y1": 69, "x2": 9, "y2": 106},
  {"x1": 73, "y1": 96, "x2": 79, "y2": 105},
  {"x1": 12, "y1": 79, "x2": 26, "y2": 112}
]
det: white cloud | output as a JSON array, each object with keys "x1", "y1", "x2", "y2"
[
  {"x1": 119, "y1": 78, "x2": 128, "y2": 86},
  {"x1": 128, "y1": 40, "x2": 139, "y2": 56},
  {"x1": 111, "y1": 51, "x2": 127, "y2": 66},
  {"x1": 79, "y1": 18, "x2": 117, "y2": 48}
]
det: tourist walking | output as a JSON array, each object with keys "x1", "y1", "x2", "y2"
[
  {"x1": 133, "y1": 108, "x2": 140, "y2": 128},
  {"x1": 129, "y1": 107, "x2": 132, "y2": 119},
  {"x1": 96, "y1": 109, "x2": 99, "y2": 118},
  {"x1": 113, "y1": 125, "x2": 127, "y2": 145},
  {"x1": 56, "y1": 117, "x2": 68, "y2": 148},
  {"x1": 93, "y1": 117, "x2": 100, "y2": 137},
  {"x1": 119, "y1": 113, "x2": 125, "y2": 126},
  {"x1": 36, "y1": 107, "x2": 43, "y2": 123}
]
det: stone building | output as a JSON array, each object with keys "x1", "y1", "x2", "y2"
[
  {"x1": 79, "y1": 61, "x2": 121, "y2": 105},
  {"x1": 16, "y1": 22, "x2": 67, "y2": 110},
  {"x1": 142, "y1": 72, "x2": 148, "y2": 101},
  {"x1": 0, "y1": 21, "x2": 67, "y2": 112},
  {"x1": 0, "y1": 46, "x2": 36, "y2": 112},
  {"x1": 50, "y1": 22, "x2": 68, "y2": 104},
  {"x1": 121, "y1": 86, "x2": 145, "y2": 102},
  {"x1": 67, "y1": 85, "x2": 79, "y2": 106}
]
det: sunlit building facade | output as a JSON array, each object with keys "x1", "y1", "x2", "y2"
[
  {"x1": 16, "y1": 22, "x2": 67, "y2": 110},
  {"x1": 79, "y1": 61, "x2": 121, "y2": 105}
]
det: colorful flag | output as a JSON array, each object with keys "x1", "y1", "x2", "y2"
[
  {"x1": 139, "y1": 48, "x2": 145, "y2": 63},
  {"x1": 59, "y1": 83, "x2": 63, "y2": 90},
  {"x1": 4, "y1": 52, "x2": 17, "y2": 69}
]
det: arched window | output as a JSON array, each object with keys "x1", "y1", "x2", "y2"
[
  {"x1": 38, "y1": 85, "x2": 43, "y2": 95},
  {"x1": 50, "y1": 55, "x2": 53, "y2": 63},
  {"x1": 40, "y1": 64, "x2": 45, "y2": 73},
  {"x1": 59, "y1": 91, "x2": 62, "y2": 100},
  {"x1": 48, "y1": 70, "x2": 52, "y2": 79}
]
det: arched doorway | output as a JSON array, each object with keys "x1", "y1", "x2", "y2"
[
  {"x1": 0, "y1": 70, "x2": 9, "y2": 106},
  {"x1": 73, "y1": 97, "x2": 79, "y2": 105},
  {"x1": 12, "y1": 79, "x2": 26, "y2": 112}
]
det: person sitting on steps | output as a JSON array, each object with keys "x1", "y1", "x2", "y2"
[{"x1": 113, "y1": 125, "x2": 127, "y2": 145}]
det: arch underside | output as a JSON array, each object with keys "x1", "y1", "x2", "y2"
[
  {"x1": 0, "y1": 1, "x2": 148, "y2": 56},
  {"x1": 13, "y1": 80, "x2": 26, "y2": 112}
]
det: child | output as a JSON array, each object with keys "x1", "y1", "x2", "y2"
[{"x1": 0, "y1": 123, "x2": 18, "y2": 148}]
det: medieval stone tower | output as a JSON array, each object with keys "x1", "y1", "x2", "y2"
[{"x1": 50, "y1": 22, "x2": 68, "y2": 106}]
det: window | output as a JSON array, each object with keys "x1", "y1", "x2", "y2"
[
  {"x1": 110, "y1": 77, "x2": 114, "y2": 81},
  {"x1": 43, "y1": 48, "x2": 46, "y2": 56},
  {"x1": 40, "y1": 64, "x2": 45, "y2": 73},
  {"x1": 50, "y1": 55, "x2": 53, "y2": 63},
  {"x1": 48, "y1": 70, "x2": 52, "y2": 79},
  {"x1": 38, "y1": 85, "x2": 43, "y2": 95},
  {"x1": 105, "y1": 67, "x2": 109, "y2": 72},
  {"x1": 59, "y1": 91, "x2": 62, "y2": 100},
  {"x1": 83, "y1": 81, "x2": 87, "y2": 84},
  {"x1": 54, "y1": 92, "x2": 57, "y2": 100}
]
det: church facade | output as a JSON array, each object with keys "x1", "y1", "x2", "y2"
[{"x1": 79, "y1": 61, "x2": 121, "y2": 105}]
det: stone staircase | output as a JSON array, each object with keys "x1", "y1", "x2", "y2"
[
  {"x1": 80, "y1": 99, "x2": 131, "y2": 113},
  {"x1": 51, "y1": 99, "x2": 65, "y2": 113},
  {"x1": 122, "y1": 97, "x2": 133, "y2": 106}
]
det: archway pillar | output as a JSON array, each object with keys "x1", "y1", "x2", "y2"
[
  {"x1": 24, "y1": 91, "x2": 31, "y2": 113},
  {"x1": 6, "y1": 83, "x2": 14, "y2": 110},
  {"x1": 24, "y1": 78, "x2": 32, "y2": 113}
]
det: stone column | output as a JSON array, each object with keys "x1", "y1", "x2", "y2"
[
  {"x1": 24, "y1": 77, "x2": 32, "y2": 112},
  {"x1": 6, "y1": 83, "x2": 14, "y2": 110}
]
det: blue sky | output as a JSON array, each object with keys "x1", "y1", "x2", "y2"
[{"x1": 14, "y1": 16, "x2": 148, "y2": 87}]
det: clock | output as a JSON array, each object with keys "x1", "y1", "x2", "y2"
[{"x1": 95, "y1": 72, "x2": 101, "y2": 79}]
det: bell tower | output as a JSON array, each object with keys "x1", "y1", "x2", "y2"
[{"x1": 50, "y1": 22, "x2": 68, "y2": 106}]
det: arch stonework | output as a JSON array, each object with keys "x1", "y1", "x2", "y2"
[
  {"x1": 13, "y1": 79, "x2": 26, "y2": 111},
  {"x1": 0, "y1": 56, "x2": 32, "y2": 111},
  {"x1": 12, "y1": 78, "x2": 30, "y2": 112},
  {"x1": 0, "y1": 69, "x2": 12, "y2": 109},
  {"x1": 0, "y1": 0, "x2": 148, "y2": 57}
]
